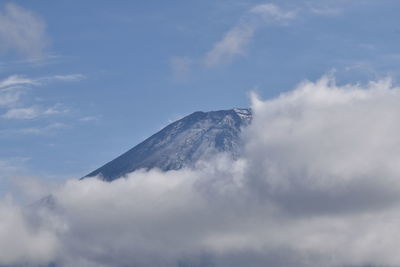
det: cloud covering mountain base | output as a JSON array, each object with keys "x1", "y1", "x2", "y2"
[{"x1": 3, "y1": 76, "x2": 400, "y2": 266}]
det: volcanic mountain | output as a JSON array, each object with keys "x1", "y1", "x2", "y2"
[{"x1": 84, "y1": 108, "x2": 252, "y2": 181}]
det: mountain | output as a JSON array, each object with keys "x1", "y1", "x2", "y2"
[{"x1": 83, "y1": 108, "x2": 252, "y2": 181}]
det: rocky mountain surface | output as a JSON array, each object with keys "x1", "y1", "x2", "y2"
[{"x1": 84, "y1": 108, "x2": 252, "y2": 181}]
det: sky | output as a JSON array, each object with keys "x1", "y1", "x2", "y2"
[
  {"x1": 3, "y1": 1, "x2": 400, "y2": 266},
  {"x1": 1, "y1": 0, "x2": 400, "y2": 180}
]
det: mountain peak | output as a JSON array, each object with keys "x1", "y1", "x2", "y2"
[
  {"x1": 84, "y1": 108, "x2": 252, "y2": 181},
  {"x1": 233, "y1": 107, "x2": 252, "y2": 121}
]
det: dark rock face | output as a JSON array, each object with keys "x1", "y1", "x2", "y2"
[{"x1": 84, "y1": 108, "x2": 252, "y2": 181}]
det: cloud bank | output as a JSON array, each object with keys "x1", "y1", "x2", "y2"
[{"x1": 3, "y1": 76, "x2": 400, "y2": 266}]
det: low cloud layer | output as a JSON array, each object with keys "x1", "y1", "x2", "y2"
[{"x1": 3, "y1": 76, "x2": 400, "y2": 266}]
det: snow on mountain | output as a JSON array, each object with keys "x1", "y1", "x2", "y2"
[{"x1": 84, "y1": 108, "x2": 252, "y2": 181}]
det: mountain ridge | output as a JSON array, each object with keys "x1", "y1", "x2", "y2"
[{"x1": 83, "y1": 108, "x2": 252, "y2": 181}]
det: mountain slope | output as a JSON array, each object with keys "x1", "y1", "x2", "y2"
[{"x1": 84, "y1": 108, "x2": 252, "y2": 181}]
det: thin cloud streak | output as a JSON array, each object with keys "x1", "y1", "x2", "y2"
[
  {"x1": 2, "y1": 105, "x2": 68, "y2": 120},
  {"x1": 18, "y1": 122, "x2": 69, "y2": 135},
  {"x1": 0, "y1": 74, "x2": 85, "y2": 90},
  {"x1": 0, "y1": 75, "x2": 40, "y2": 89},
  {"x1": 0, "y1": 123, "x2": 70, "y2": 136}
]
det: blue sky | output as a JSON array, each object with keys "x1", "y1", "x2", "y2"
[{"x1": 1, "y1": 0, "x2": 399, "y2": 181}]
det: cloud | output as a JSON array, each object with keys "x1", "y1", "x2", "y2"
[
  {"x1": 170, "y1": 56, "x2": 192, "y2": 81},
  {"x1": 309, "y1": 7, "x2": 342, "y2": 16},
  {"x1": 0, "y1": 90, "x2": 22, "y2": 107},
  {"x1": 0, "y1": 75, "x2": 40, "y2": 89},
  {"x1": 4, "y1": 75, "x2": 400, "y2": 266},
  {"x1": 2, "y1": 107, "x2": 41, "y2": 119},
  {"x1": 0, "y1": 75, "x2": 40, "y2": 107},
  {"x1": 0, "y1": 74, "x2": 83, "y2": 115},
  {"x1": 0, "y1": 73, "x2": 83, "y2": 137},
  {"x1": 0, "y1": 122, "x2": 69, "y2": 137},
  {"x1": 2, "y1": 104, "x2": 68, "y2": 119},
  {"x1": 0, "y1": 76, "x2": 36, "y2": 108},
  {"x1": 18, "y1": 122, "x2": 69, "y2": 135},
  {"x1": 43, "y1": 74, "x2": 86, "y2": 83},
  {"x1": 79, "y1": 116, "x2": 100, "y2": 122},
  {"x1": 0, "y1": 74, "x2": 85, "y2": 90},
  {"x1": 0, "y1": 198, "x2": 58, "y2": 265},
  {"x1": 0, "y1": 3, "x2": 49, "y2": 58},
  {"x1": 201, "y1": 0, "x2": 349, "y2": 68},
  {"x1": 250, "y1": 3, "x2": 297, "y2": 20},
  {"x1": 204, "y1": 3, "x2": 296, "y2": 67}
]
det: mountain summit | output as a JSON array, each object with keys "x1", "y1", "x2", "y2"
[{"x1": 84, "y1": 108, "x2": 252, "y2": 181}]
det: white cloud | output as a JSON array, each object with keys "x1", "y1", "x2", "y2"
[
  {"x1": 0, "y1": 75, "x2": 39, "y2": 108},
  {"x1": 43, "y1": 74, "x2": 86, "y2": 83},
  {"x1": 204, "y1": 23, "x2": 255, "y2": 67},
  {"x1": 0, "y1": 74, "x2": 83, "y2": 116},
  {"x1": 0, "y1": 90, "x2": 22, "y2": 107},
  {"x1": 0, "y1": 123, "x2": 69, "y2": 137},
  {"x1": 250, "y1": 3, "x2": 296, "y2": 20},
  {"x1": 0, "y1": 74, "x2": 85, "y2": 90},
  {"x1": 79, "y1": 116, "x2": 99, "y2": 122},
  {"x1": 5, "y1": 76, "x2": 400, "y2": 266},
  {"x1": 0, "y1": 3, "x2": 49, "y2": 58},
  {"x1": 18, "y1": 122, "x2": 69, "y2": 135},
  {"x1": 43, "y1": 107, "x2": 66, "y2": 116},
  {"x1": 0, "y1": 157, "x2": 57, "y2": 204},
  {"x1": 2, "y1": 105, "x2": 68, "y2": 119},
  {"x1": 2, "y1": 107, "x2": 40, "y2": 119},
  {"x1": 309, "y1": 7, "x2": 342, "y2": 16},
  {"x1": 204, "y1": 3, "x2": 296, "y2": 67},
  {"x1": 0, "y1": 198, "x2": 58, "y2": 265},
  {"x1": 0, "y1": 75, "x2": 40, "y2": 89}
]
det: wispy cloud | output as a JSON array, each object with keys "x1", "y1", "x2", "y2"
[
  {"x1": 42, "y1": 74, "x2": 85, "y2": 83},
  {"x1": 0, "y1": 75, "x2": 40, "y2": 89},
  {"x1": 0, "y1": 157, "x2": 30, "y2": 176},
  {"x1": 0, "y1": 122, "x2": 69, "y2": 137},
  {"x1": 174, "y1": 1, "x2": 346, "y2": 76},
  {"x1": 18, "y1": 122, "x2": 68, "y2": 135},
  {"x1": 0, "y1": 90, "x2": 22, "y2": 107},
  {"x1": 250, "y1": 3, "x2": 297, "y2": 20},
  {"x1": 0, "y1": 74, "x2": 85, "y2": 90},
  {"x1": 0, "y1": 74, "x2": 84, "y2": 109},
  {"x1": 170, "y1": 56, "x2": 192, "y2": 81},
  {"x1": 2, "y1": 105, "x2": 68, "y2": 120},
  {"x1": 309, "y1": 7, "x2": 342, "y2": 16},
  {"x1": 0, "y1": 3, "x2": 49, "y2": 59},
  {"x1": 0, "y1": 74, "x2": 82, "y2": 137},
  {"x1": 79, "y1": 116, "x2": 100, "y2": 122},
  {"x1": 2, "y1": 107, "x2": 41, "y2": 119},
  {"x1": 204, "y1": 3, "x2": 296, "y2": 67}
]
